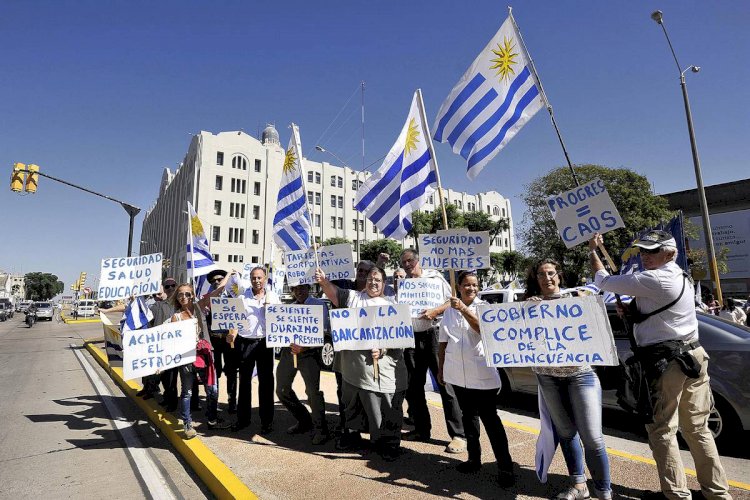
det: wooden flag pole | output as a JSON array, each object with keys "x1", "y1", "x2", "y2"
[
  {"x1": 415, "y1": 88, "x2": 457, "y2": 296},
  {"x1": 373, "y1": 354, "x2": 379, "y2": 381}
]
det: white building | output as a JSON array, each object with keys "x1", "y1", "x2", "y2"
[{"x1": 141, "y1": 127, "x2": 516, "y2": 282}]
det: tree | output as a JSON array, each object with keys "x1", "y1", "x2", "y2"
[
  {"x1": 406, "y1": 204, "x2": 465, "y2": 245},
  {"x1": 359, "y1": 239, "x2": 403, "y2": 270},
  {"x1": 521, "y1": 165, "x2": 673, "y2": 286},
  {"x1": 464, "y1": 210, "x2": 509, "y2": 238},
  {"x1": 24, "y1": 272, "x2": 64, "y2": 300},
  {"x1": 322, "y1": 237, "x2": 351, "y2": 246},
  {"x1": 496, "y1": 250, "x2": 527, "y2": 280}
]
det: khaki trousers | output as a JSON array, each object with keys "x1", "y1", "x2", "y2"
[{"x1": 645, "y1": 346, "x2": 731, "y2": 500}]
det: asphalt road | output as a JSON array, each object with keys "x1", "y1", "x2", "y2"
[{"x1": 1, "y1": 315, "x2": 748, "y2": 499}]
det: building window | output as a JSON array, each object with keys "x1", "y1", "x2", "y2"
[
  {"x1": 331, "y1": 176, "x2": 336, "y2": 187},
  {"x1": 231, "y1": 178, "x2": 236, "y2": 192},
  {"x1": 337, "y1": 196, "x2": 343, "y2": 209},
  {"x1": 314, "y1": 214, "x2": 321, "y2": 227},
  {"x1": 212, "y1": 226, "x2": 220, "y2": 242},
  {"x1": 338, "y1": 217, "x2": 343, "y2": 229},
  {"x1": 315, "y1": 192, "x2": 321, "y2": 205},
  {"x1": 315, "y1": 172, "x2": 321, "y2": 184},
  {"x1": 505, "y1": 238, "x2": 509, "y2": 247},
  {"x1": 254, "y1": 182, "x2": 261, "y2": 196},
  {"x1": 457, "y1": 200, "x2": 462, "y2": 209},
  {"x1": 217, "y1": 152, "x2": 224, "y2": 165},
  {"x1": 493, "y1": 206, "x2": 500, "y2": 216},
  {"x1": 214, "y1": 200, "x2": 222, "y2": 215},
  {"x1": 308, "y1": 171, "x2": 314, "y2": 183},
  {"x1": 429, "y1": 195, "x2": 434, "y2": 204},
  {"x1": 254, "y1": 159, "x2": 262, "y2": 172},
  {"x1": 253, "y1": 205, "x2": 260, "y2": 220},
  {"x1": 486, "y1": 205, "x2": 491, "y2": 214},
  {"x1": 232, "y1": 155, "x2": 247, "y2": 170},
  {"x1": 331, "y1": 195, "x2": 337, "y2": 208},
  {"x1": 338, "y1": 176, "x2": 343, "y2": 188},
  {"x1": 215, "y1": 175, "x2": 223, "y2": 190},
  {"x1": 373, "y1": 225, "x2": 378, "y2": 234},
  {"x1": 251, "y1": 256, "x2": 259, "y2": 264},
  {"x1": 213, "y1": 254, "x2": 219, "y2": 262},
  {"x1": 239, "y1": 228, "x2": 244, "y2": 244},
  {"x1": 331, "y1": 216, "x2": 336, "y2": 228},
  {"x1": 252, "y1": 230, "x2": 259, "y2": 244},
  {"x1": 502, "y1": 207, "x2": 506, "y2": 217}
]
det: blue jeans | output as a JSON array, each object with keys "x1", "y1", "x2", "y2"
[
  {"x1": 179, "y1": 365, "x2": 218, "y2": 428},
  {"x1": 537, "y1": 371, "x2": 611, "y2": 498}
]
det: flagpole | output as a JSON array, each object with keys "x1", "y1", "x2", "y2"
[
  {"x1": 293, "y1": 123, "x2": 320, "y2": 271},
  {"x1": 510, "y1": 8, "x2": 617, "y2": 272},
  {"x1": 187, "y1": 203, "x2": 195, "y2": 285},
  {"x1": 416, "y1": 88, "x2": 456, "y2": 294}
]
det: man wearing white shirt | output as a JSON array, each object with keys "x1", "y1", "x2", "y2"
[
  {"x1": 590, "y1": 231, "x2": 729, "y2": 500},
  {"x1": 400, "y1": 249, "x2": 466, "y2": 454},
  {"x1": 225, "y1": 267, "x2": 280, "y2": 434}
]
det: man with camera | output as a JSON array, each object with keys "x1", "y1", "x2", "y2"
[{"x1": 589, "y1": 231, "x2": 730, "y2": 500}]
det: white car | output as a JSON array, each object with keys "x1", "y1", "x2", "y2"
[{"x1": 75, "y1": 300, "x2": 97, "y2": 317}]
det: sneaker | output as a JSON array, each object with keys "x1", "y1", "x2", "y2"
[
  {"x1": 183, "y1": 426, "x2": 197, "y2": 440},
  {"x1": 402, "y1": 430, "x2": 430, "y2": 442},
  {"x1": 335, "y1": 431, "x2": 362, "y2": 451},
  {"x1": 207, "y1": 418, "x2": 231, "y2": 430},
  {"x1": 231, "y1": 421, "x2": 250, "y2": 432},
  {"x1": 456, "y1": 460, "x2": 481, "y2": 473},
  {"x1": 260, "y1": 423, "x2": 273, "y2": 435},
  {"x1": 445, "y1": 436, "x2": 467, "y2": 453},
  {"x1": 556, "y1": 486, "x2": 590, "y2": 500},
  {"x1": 286, "y1": 422, "x2": 313, "y2": 435},
  {"x1": 311, "y1": 432, "x2": 331, "y2": 445}
]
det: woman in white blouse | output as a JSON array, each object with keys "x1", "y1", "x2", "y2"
[{"x1": 438, "y1": 271, "x2": 514, "y2": 487}]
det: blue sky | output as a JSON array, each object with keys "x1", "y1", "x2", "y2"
[{"x1": 2, "y1": 1, "x2": 748, "y2": 292}]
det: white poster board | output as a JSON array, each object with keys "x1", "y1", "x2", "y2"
[
  {"x1": 211, "y1": 297, "x2": 250, "y2": 332},
  {"x1": 547, "y1": 178, "x2": 624, "y2": 249},
  {"x1": 478, "y1": 295, "x2": 617, "y2": 367},
  {"x1": 122, "y1": 318, "x2": 197, "y2": 381},
  {"x1": 330, "y1": 303, "x2": 415, "y2": 351},
  {"x1": 265, "y1": 304, "x2": 325, "y2": 347},
  {"x1": 98, "y1": 253, "x2": 163, "y2": 300},
  {"x1": 284, "y1": 243, "x2": 354, "y2": 285},
  {"x1": 397, "y1": 278, "x2": 447, "y2": 318},
  {"x1": 418, "y1": 230, "x2": 490, "y2": 270}
]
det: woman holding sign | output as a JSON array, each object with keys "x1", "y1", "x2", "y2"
[
  {"x1": 437, "y1": 271, "x2": 515, "y2": 487},
  {"x1": 525, "y1": 259, "x2": 612, "y2": 500},
  {"x1": 316, "y1": 266, "x2": 407, "y2": 462},
  {"x1": 168, "y1": 283, "x2": 219, "y2": 440}
]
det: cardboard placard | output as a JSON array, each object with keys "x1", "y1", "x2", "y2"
[
  {"x1": 211, "y1": 297, "x2": 250, "y2": 332},
  {"x1": 418, "y1": 230, "x2": 490, "y2": 270},
  {"x1": 122, "y1": 318, "x2": 197, "y2": 381},
  {"x1": 478, "y1": 295, "x2": 618, "y2": 367},
  {"x1": 265, "y1": 304, "x2": 325, "y2": 347},
  {"x1": 330, "y1": 303, "x2": 415, "y2": 351},
  {"x1": 547, "y1": 178, "x2": 625, "y2": 248},
  {"x1": 98, "y1": 253, "x2": 163, "y2": 300},
  {"x1": 397, "y1": 278, "x2": 447, "y2": 318},
  {"x1": 284, "y1": 243, "x2": 354, "y2": 286}
]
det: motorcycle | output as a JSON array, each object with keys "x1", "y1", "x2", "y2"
[{"x1": 25, "y1": 310, "x2": 36, "y2": 328}]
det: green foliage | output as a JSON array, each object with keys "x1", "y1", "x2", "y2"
[
  {"x1": 359, "y1": 239, "x2": 404, "y2": 270},
  {"x1": 464, "y1": 210, "x2": 509, "y2": 237},
  {"x1": 24, "y1": 272, "x2": 64, "y2": 300},
  {"x1": 683, "y1": 218, "x2": 731, "y2": 279},
  {"x1": 521, "y1": 165, "x2": 673, "y2": 285},
  {"x1": 322, "y1": 237, "x2": 351, "y2": 246},
  {"x1": 496, "y1": 250, "x2": 527, "y2": 279}
]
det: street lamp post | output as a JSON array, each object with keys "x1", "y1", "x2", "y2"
[{"x1": 651, "y1": 10, "x2": 723, "y2": 304}]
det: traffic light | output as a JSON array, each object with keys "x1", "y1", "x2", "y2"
[
  {"x1": 79, "y1": 272, "x2": 87, "y2": 286},
  {"x1": 10, "y1": 163, "x2": 26, "y2": 192},
  {"x1": 25, "y1": 164, "x2": 39, "y2": 193}
]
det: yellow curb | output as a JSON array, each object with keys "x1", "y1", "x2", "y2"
[
  {"x1": 426, "y1": 399, "x2": 749, "y2": 491},
  {"x1": 62, "y1": 314, "x2": 100, "y2": 324},
  {"x1": 83, "y1": 340, "x2": 258, "y2": 500}
]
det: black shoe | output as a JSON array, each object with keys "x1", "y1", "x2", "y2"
[
  {"x1": 378, "y1": 446, "x2": 400, "y2": 462},
  {"x1": 286, "y1": 422, "x2": 313, "y2": 435},
  {"x1": 456, "y1": 460, "x2": 481, "y2": 473},
  {"x1": 136, "y1": 388, "x2": 148, "y2": 397},
  {"x1": 641, "y1": 492, "x2": 667, "y2": 500},
  {"x1": 164, "y1": 402, "x2": 177, "y2": 412},
  {"x1": 231, "y1": 421, "x2": 250, "y2": 432},
  {"x1": 404, "y1": 416, "x2": 414, "y2": 426},
  {"x1": 335, "y1": 432, "x2": 362, "y2": 451},
  {"x1": 142, "y1": 392, "x2": 155, "y2": 401},
  {"x1": 260, "y1": 423, "x2": 273, "y2": 435},
  {"x1": 497, "y1": 470, "x2": 515, "y2": 487},
  {"x1": 227, "y1": 401, "x2": 237, "y2": 414},
  {"x1": 402, "y1": 430, "x2": 430, "y2": 442},
  {"x1": 207, "y1": 418, "x2": 231, "y2": 430}
]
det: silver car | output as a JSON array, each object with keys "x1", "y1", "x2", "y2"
[
  {"x1": 34, "y1": 302, "x2": 54, "y2": 321},
  {"x1": 498, "y1": 307, "x2": 750, "y2": 449}
]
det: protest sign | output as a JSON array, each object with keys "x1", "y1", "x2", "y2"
[
  {"x1": 100, "y1": 312, "x2": 123, "y2": 368},
  {"x1": 547, "y1": 178, "x2": 624, "y2": 248},
  {"x1": 330, "y1": 303, "x2": 415, "y2": 351},
  {"x1": 122, "y1": 319, "x2": 197, "y2": 381},
  {"x1": 419, "y1": 230, "x2": 490, "y2": 270},
  {"x1": 397, "y1": 278, "x2": 447, "y2": 318},
  {"x1": 478, "y1": 295, "x2": 617, "y2": 367},
  {"x1": 284, "y1": 243, "x2": 354, "y2": 286},
  {"x1": 211, "y1": 297, "x2": 250, "y2": 332},
  {"x1": 98, "y1": 253, "x2": 163, "y2": 300},
  {"x1": 265, "y1": 304, "x2": 325, "y2": 347}
]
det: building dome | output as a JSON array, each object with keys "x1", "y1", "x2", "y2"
[{"x1": 261, "y1": 124, "x2": 280, "y2": 146}]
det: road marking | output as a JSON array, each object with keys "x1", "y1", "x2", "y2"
[{"x1": 71, "y1": 344, "x2": 177, "y2": 500}]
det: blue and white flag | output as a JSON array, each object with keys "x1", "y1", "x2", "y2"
[
  {"x1": 273, "y1": 124, "x2": 313, "y2": 252},
  {"x1": 186, "y1": 201, "x2": 217, "y2": 278},
  {"x1": 120, "y1": 297, "x2": 153, "y2": 333},
  {"x1": 355, "y1": 90, "x2": 437, "y2": 240},
  {"x1": 433, "y1": 12, "x2": 544, "y2": 180}
]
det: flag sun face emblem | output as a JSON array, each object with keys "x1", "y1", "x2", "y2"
[
  {"x1": 404, "y1": 118, "x2": 421, "y2": 155},
  {"x1": 283, "y1": 148, "x2": 297, "y2": 173},
  {"x1": 490, "y1": 36, "x2": 519, "y2": 82},
  {"x1": 190, "y1": 215, "x2": 205, "y2": 238}
]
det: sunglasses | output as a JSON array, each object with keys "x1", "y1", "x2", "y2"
[
  {"x1": 164, "y1": 284, "x2": 176, "y2": 289},
  {"x1": 177, "y1": 292, "x2": 193, "y2": 299},
  {"x1": 211, "y1": 276, "x2": 225, "y2": 282},
  {"x1": 640, "y1": 247, "x2": 661, "y2": 255}
]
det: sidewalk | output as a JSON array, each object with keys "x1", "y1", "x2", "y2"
[{"x1": 88, "y1": 338, "x2": 750, "y2": 499}]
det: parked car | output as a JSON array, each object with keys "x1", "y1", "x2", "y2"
[
  {"x1": 0, "y1": 303, "x2": 9, "y2": 321},
  {"x1": 18, "y1": 300, "x2": 33, "y2": 313},
  {"x1": 496, "y1": 304, "x2": 750, "y2": 449},
  {"x1": 34, "y1": 302, "x2": 54, "y2": 321},
  {"x1": 0, "y1": 299, "x2": 14, "y2": 319},
  {"x1": 478, "y1": 287, "x2": 527, "y2": 304}
]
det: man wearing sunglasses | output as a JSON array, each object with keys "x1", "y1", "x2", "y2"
[
  {"x1": 589, "y1": 231, "x2": 730, "y2": 500},
  {"x1": 158, "y1": 277, "x2": 181, "y2": 412},
  {"x1": 204, "y1": 269, "x2": 239, "y2": 417}
]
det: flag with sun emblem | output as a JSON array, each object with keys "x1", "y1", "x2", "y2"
[
  {"x1": 273, "y1": 123, "x2": 313, "y2": 252},
  {"x1": 354, "y1": 90, "x2": 437, "y2": 240},
  {"x1": 186, "y1": 201, "x2": 217, "y2": 278},
  {"x1": 433, "y1": 11, "x2": 544, "y2": 180}
]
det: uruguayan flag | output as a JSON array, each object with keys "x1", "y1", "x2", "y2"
[
  {"x1": 273, "y1": 124, "x2": 313, "y2": 252},
  {"x1": 433, "y1": 13, "x2": 544, "y2": 180},
  {"x1": 120, "y1": 297, "x2": 153, "y2": 332},
  {"x1": 186, "y1": 201, "x2": 217, "y2": 277},
  {"x1": 355, "y1": 90, "x2": 437, "y2": 240}
]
